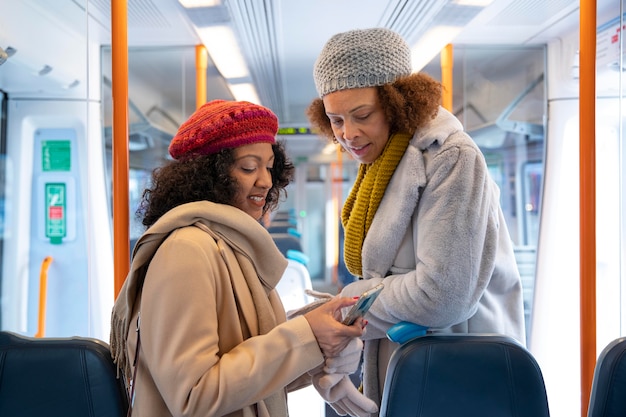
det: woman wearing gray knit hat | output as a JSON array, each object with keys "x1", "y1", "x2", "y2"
[{"x1": 306, "y1": 28, "x2": 526, "y2": 415}]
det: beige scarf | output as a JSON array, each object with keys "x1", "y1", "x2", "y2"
[
  {"x1": 110, "y1": 201, "x2": 288, "y2": 417},
  {"x1": 342, "y1": 133, "x2": 412, "y2": 277}
]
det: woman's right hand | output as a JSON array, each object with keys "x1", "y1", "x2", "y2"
[{"x1": 303, "y1": 296, "x2": 365, "y2": 358}]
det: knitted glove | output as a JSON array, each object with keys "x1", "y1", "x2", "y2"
[
  {"x1": 285, "y1": 289, "x2": 335, "y2": 319},
  {"x1": 324, "y1": 337, "x2": 363, "y2": 374},
  {"x1": 312, "y1": 371, "x2": 378, "y2": 417}
]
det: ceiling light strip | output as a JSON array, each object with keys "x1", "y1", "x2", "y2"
[
  {"x1": 226, "y1": 0, "x2": 283, "y2": 112},
  {"x1": 381, "y1": 0, "x2": 448, "y2": 44}
]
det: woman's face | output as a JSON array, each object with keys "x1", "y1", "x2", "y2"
[
  {"x1": 323, "y1": 87, "x2": 390, "y2": 164},
  {"x1": 230, "y1": 142, "x2": 275, "y2": 220}
]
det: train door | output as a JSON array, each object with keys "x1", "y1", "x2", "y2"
[{"x1": 0, "y1": 0, "x2": 113, "y2": 339}]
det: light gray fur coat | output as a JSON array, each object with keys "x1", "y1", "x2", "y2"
[{"x1": 339, "y1": 107, "x2": 526, "y2": 412}]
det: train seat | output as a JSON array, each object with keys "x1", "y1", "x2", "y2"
[
  {"x1": 271, "y1": 233, "x2": 303, "y2": 256},
  {"x1": 275, "y1": 255, "x2": 314, "y2": 313},
  {"x1": 0, "y1": 331, "x2": 129, "y2": 417},
  {"x1": 271, "y1": 211, "x2": 296, "y2": 222},
  {"x1": 267, "y1": 223, "x2": 296, "y2": 234},
  {"x1": 380, "y1": 334, "x2": 550, "y2": 417},
  {"x1": 587, "y1": 336, "x2": 626, "y2": 417}
]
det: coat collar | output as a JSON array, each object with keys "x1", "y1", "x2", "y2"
[
  {"x1": 136, "y1": 201, "x2": 287, "y2": 289},
  {"x1": 361, "y1": 107, "x2": 463, "y2": 278}
]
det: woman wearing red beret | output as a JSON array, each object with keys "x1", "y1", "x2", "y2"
[{"x1": 110, "y1": 100, "x2": 375, "y2": 417}]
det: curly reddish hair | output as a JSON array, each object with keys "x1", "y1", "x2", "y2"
[{"x1": 306, "y1": 72, "x2": 442, "y2": 143}]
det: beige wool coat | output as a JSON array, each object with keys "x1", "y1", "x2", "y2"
[{"x1": 112, "y1": 201, "x2": 323, "y2": 417}]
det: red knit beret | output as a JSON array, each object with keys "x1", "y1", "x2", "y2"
[{"x1": 169, "y1": 99, "x2": 278, "y2": 159}]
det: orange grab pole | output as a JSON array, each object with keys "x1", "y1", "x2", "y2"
[
  {"x1": 579, "y1": 0, "x2": 597, "y2": 415},
  {"x1": 35, "y1": 256, "x2": 53, "y2": 338},
  {"x1": 196, "y1": 45, "x2": 208, "y2": 109},
  {"x1": 112, "y1": 0, "x2": 130, "y2": 300},
  {"x1": 441, "y1": 44, "x2": 453, "y2": 112}
]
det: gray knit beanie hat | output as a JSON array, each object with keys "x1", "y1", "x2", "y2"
[{"x1": 313, "y1": 27, "x2": 412, "y2": 97}]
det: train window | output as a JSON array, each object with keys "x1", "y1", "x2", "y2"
[{"x1": 522, "y1": 161, "x2": 543, "y2": 245}]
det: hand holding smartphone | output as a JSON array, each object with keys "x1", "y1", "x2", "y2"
[{"x1": 342, "y1": 283, "x2": 384, "y2": 325}]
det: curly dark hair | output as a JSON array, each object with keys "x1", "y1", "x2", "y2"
[
  {"x1": 306, "y1": 72, "x2": 443, "y2": 143},
  {"x1": 138, "y1": 142, "x2": 295, "y2": 228}
]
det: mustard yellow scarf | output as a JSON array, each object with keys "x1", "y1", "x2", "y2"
[{"x1": 342, "y1": 133, "x2": 412, "y2": 277}]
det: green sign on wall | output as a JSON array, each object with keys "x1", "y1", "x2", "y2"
[
  {"x1": 45, "y1": 183, "x2": 66, "y2": 244},
  {"x1": 42, "y1": 140, "x2": 71, "y2": 171}
]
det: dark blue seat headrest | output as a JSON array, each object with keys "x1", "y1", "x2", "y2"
[
  {"x1": 380, "y1": 334, "x2": 550, "y2": 417},
  {"x1": 0, "y1": 331, "x2": 129, "y2": 417},
  {"x1": 588, "y1": 337, "x2": 626, "y2": 417}
]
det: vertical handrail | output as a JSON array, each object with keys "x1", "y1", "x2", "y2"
[
  {"x1": 111, "y1": 0, "x2": 130, "y2": 300},
  {"x1": 441, "y1": 44, "x2": 453, "y2": 112},
  {"x1": 579, "y1": 0, "x2": 597, "y2": 415},
  {"x1": 196, "y1": 45, "x2": 208, "y2": 109},
  {"x1": 35, "y1": 256, "x2": 53, "y2": 338}
]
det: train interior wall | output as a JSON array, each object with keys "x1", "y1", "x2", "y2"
[{"x1": 1, "y1": 3, "x2": 626, "y2": 417}]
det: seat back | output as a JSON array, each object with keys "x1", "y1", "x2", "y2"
[
  {"x1": 271, "y1": 211, "x2": 295, "y2": 222},
  {"x1": 267, "y1": 224, "x2": 294, "y2": 234},
  {"x1": 0, "y1": 331, "x2": 129, "y2": 417},
  {"x1": 380, "y1": 334, "x2": 550, "y2": 417},
  {"x1": 275, "y1": 257, "x2": 314, "y2": 312},
  {"x1": 271, "y1": 233, "x2": 303, "y2": 256},
  {"x1": 588, "y1": 337, "x2": 626, "y2": 417}
]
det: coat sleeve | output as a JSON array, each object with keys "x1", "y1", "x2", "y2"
[
  {"x1": 139, "y1": 229, "x2": 324, "y2": 416},
  {"x1": 342, "y1": 137, "x2": 501, "y2": 339}
]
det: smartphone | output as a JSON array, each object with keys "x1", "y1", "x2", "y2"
[{"x1": 342, "y1": 283, "x2": 384, "y2": 325}]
